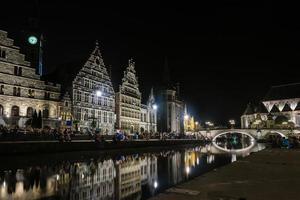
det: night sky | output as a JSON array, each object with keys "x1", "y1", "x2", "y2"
[{"x1": 1, "y1": 1, "x2": 300, "y2": 125}]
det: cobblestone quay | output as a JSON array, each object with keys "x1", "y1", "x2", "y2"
[{"x1": 150, "y1": 148, "x2": 300, "y2": 200}]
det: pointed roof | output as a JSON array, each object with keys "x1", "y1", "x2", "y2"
[
  {"x1": 243, "y1": 103, "x2": 254, "y2": 115},
  {"x1": 263, "y1": 82, "x2": 300, "y2": 101},
  {"x1": 147, "y1": 87, "x2": 155, "y2": 105},
  {"x1": 44, "y1": 41, "x2": 109, "y2": 94}
]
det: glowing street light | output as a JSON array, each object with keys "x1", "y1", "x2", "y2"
[
  {"x1": 152, "y1": 104, "x2": 158, "y2": 110},
  {"x1": 154, "y1": 181, "x2": 158, "y2": 189},
  {"x1": 184, "y1": 114, "x2": 189, "y2": 120},
  {"x1": 96, "y1": 90, "x2": 102, "y2": 97}
]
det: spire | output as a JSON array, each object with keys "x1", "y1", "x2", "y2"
[{"x1": 148, "y1": 87, "x2": 155, "y2": 105}]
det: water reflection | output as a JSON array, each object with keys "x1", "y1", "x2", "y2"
[
  {"x1": 213, "y1": 132, "x2": 256, "y2": 153},
  {"x1": 0, "y1": 143, "x2": 264, "y2": 200}
]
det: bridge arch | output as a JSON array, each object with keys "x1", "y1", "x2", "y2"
[
  {"x1": 212, "y1": 131, "x2": 256, "y2": 153},
  {"x1": 263, "y1": 130, "x2": 286, "y2": 139}
]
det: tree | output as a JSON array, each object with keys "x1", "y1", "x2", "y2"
[
  {"x1": 32, "y1": 110, "x2": 38, "y2": 128},
  {"x1": 38, "y1": 110, "x2": 42, "y2": 128}
]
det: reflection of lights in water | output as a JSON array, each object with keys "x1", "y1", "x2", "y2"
[
  {"x1": 3, "y1": 181, "x2": 6, "y2": 187},
  {"x1": 231, "y1": 154, "x2": 237, "y2": 162},
  {"x1": 154, "y1": 181, "x2": 158, "y2": 189},
  {"x1": 186, "y1": 166, "x2": 190, "y2": 174},
  {"x1": 207, "y1": 155, "x2": 215, "y2": 164},
  {"x1": 81, "y1": 174, "x2": 85, "y2": 179},
  {"x1": 196, "y1": 157, "x2": 199, "y2": 165},
  {"x1": 56, "y1": 175, "x2": 60, "y2": 181}
]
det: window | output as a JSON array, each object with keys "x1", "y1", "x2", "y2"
[
  {"x1": 91, "y1": 94, "x2": 94, "y2": 104},
  {"x1": 18, "y1": 67, "x2": 22, "y2": 76},
  {"x1": 13, "y1": 87, "x2": 20, "y2": 96},
  {"x1": 0, "y1": 105, "x2": 3, "y2": 116},
  {"x1": 45, "y1": 92, "x2": 50, "y2": 99},
  {"x1": 109, "y1": 112, "x2": 112, "y2": 123},
  {"x1": 76, "y1": 91, "x2": 81, "y2": 101},
  {"x1": 97, "y1": 97, "x2": 101, "y2": 105},
  {"x1": 84, "y1": 93, "x2": 89, "y2": 102},
  {"x1": 84, "y1": 79, "x2": 89, "y2": 87},
  {"x1": 104, "y1": 98, "x2": 107, "y2": 106},
  {"x1": 0, "y1": 48, "x2": 6, "y2": 58},
  {"x1": 0, "y1": 85, "x2": 4, "y2": 94},
  {"x1": 104, "y1": 112, "x2": 107, "y2": 123},
  {"x1": 14, "y1": 66, "x2": 18, "y2": 75},
  {"x1": 98, "y1": 111, "x2": 102, "y2": 123},
  {"x1": 27, "y1": 107, "x2": 34, "y2": 117},
  {"x1": 28, "y1": 89, "x2": 34, "y2": 98},
  {"x1": 65, "y1": 101, "x2": 68, "y2": 107},
  {"x1": 43, "y1": 108, "x2": 49, "y2": 118},
  {"x1": 11, "y1": 106, "x2": 19, "y2": 117},
  {"x1": 76, "y1": 108, "x2": 81, "y2": 120}
]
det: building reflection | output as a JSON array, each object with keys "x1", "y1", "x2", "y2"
[{"x1": 0, "y1": 144, "x2": 260, "y2": 200}]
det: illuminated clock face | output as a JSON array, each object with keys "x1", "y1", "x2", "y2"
[{"x1": 28, "y1": 36, "x2": 38, "y2": 45}]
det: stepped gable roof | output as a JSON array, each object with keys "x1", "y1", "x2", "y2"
[{"x1": 263, "y1": 82, "x2": 300, "y2": 101}]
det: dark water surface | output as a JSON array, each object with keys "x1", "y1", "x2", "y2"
[{"x1": 0, "y1": 139, "x2": 265, "y2": 200}]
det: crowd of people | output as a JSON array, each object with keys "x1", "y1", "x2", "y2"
[{"x1": 267, "y1": 135, "x2": 300, "y2": 149}]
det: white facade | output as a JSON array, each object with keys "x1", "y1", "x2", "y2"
[{"x1": 72, "y1": 42, "x2": 115, "y2": 134}]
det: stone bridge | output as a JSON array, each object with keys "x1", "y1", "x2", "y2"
[{"x1": 198, "y1": 129, "x2": 300, "y2": 140}]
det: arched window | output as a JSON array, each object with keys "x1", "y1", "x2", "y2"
[
  {"x1": 11, "y1": 106, "x2": 19, "y2": 117},
  {"x1": 0, "y1": 105, "x2": 3, "y2": 116},
  {"x1": 27, "y1": 107, "x2": 33, "y2": 117},
  {"x1": 42, "y1": 108, "x2": 49, "y2": 118}
]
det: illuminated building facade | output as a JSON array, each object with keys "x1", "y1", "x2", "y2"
[
  {"x1": 241, "y1": 83, "x2": 300, "y2": 128},
  {"x1": 116, "y1": 59, "x2": 157, "y2": 133},
  {"x1": 0, "y1": 30, "x2": 61, "y2": 128}
]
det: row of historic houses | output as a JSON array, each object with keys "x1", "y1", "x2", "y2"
[{"x1": 0, "y1": 29, "x2": 157, "y2": 135}]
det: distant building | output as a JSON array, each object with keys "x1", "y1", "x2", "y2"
[
  {"x1": 241, "y1": 83, "x2": 300, "y2": 129},
  {"x1": 157, "y1": 58, "x2": 184, "y2": 134},
  {"x1": 115, "y1": 59, "x2": 157, "y2": 134},
  {"x1": 183, "y1": 104, "x2": 197, "y2": 133},
  {"x1": 49, "y1": 42, "x2": 116, "y2": 134},
  {"x1": 0, "y1": 30, "x2": 61, "y2": 128}
]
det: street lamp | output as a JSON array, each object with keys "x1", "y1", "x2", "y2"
[
  {"x1": 96, "y1": 90, "x2": 102, "y2": 97},
  {"x1": 150, "y1": 104, "x2": 158, "y2": 134}
]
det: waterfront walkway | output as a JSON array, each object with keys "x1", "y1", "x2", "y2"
[{"x1": 151, "y1": 148, "x2": 300, "y2": 200}]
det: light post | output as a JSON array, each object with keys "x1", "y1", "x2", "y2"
[
  {"x1": 151, "y1": 104, "x2": 157, "y2": 136},
  {"x1": 96, "y1": 90, "x2": 102, "y2": 130}
]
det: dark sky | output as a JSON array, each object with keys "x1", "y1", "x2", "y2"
[{"x1": 1, "y1": 1, "x2": 300, "y2": 125}]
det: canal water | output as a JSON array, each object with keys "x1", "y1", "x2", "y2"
[{"x1": 0, "y1": 134, "x2": 265, "y2": 200}]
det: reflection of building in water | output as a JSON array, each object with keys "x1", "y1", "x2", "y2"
[
  {"x1": 0, "y1": 167, "x2": 58, "y2": 200},
  {"x1": 207, "y1": 154, "x2": 215, "y2": 164},
  {"x1": 231, "y1": 154, "x2": 237, "y2": 163},
  {"x1": 69, "y1": 159, "x2": 115, "y2": 200},
  {"x1": 166, "y1": 151, "x2": 184, "y2": 184},
  {"x1": 115, "y1": 155, "x2": 158, "y2": 200},
  {"x1": 115, "y1": 156, "x2": 142, "y2": 200}
]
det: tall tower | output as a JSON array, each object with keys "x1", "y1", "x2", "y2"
[{"x1": 20, "y1": 1, "x2": 44, "y2": 75}]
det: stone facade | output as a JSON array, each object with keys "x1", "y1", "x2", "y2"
[
  {"x1": 115, "y1": 59, "x2": 157, "y2": 134},
  {"x1": 71, "y1": 42, "x2": 115, "y2": 134},
  {"x1": 157, "y1": 88, "x2": 184, "y2": 134},
  {"x1": 0, "y1": 30, "x2": 61, "y2": 128}
]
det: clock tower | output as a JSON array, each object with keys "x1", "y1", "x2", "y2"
[{"x1": 20, "y1": 17, "x2": 44, "y2": 76}]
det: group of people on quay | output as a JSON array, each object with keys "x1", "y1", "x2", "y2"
[
  {"x1": 0, "y1": 125, "x2": 197, "y2": 142},
  {"x1": 267, "y1": 134, "x2": 300, "y2": 149}
]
